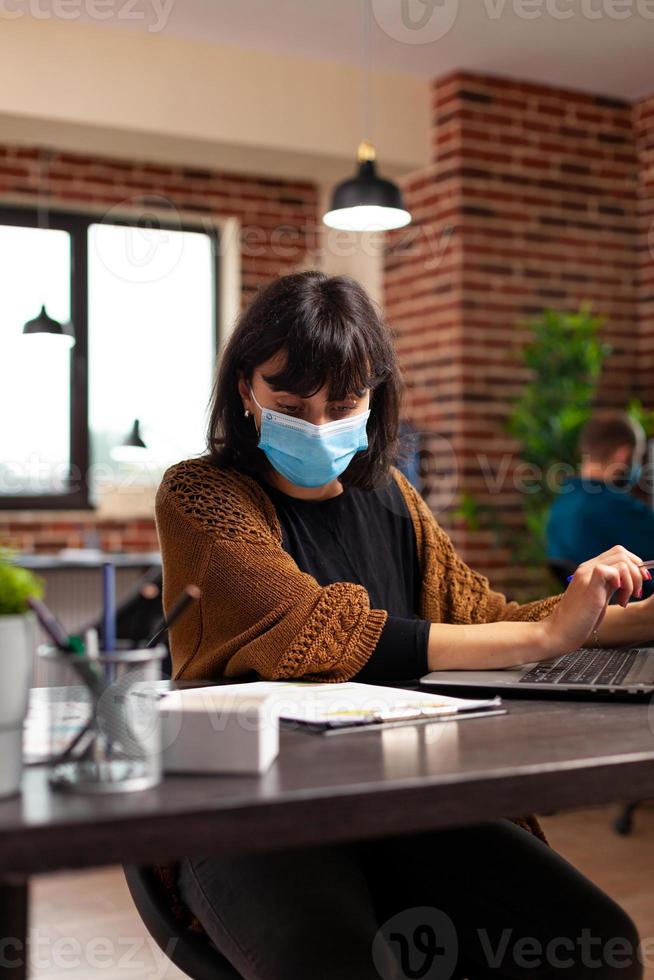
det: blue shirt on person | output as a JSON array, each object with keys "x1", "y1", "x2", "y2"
[{"x1": 546, "y1": 476, "x2": 654, "y2": 570}]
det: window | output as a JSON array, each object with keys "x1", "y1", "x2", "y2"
[
  {"x1": 0, "y1": 207, "x2": 219, "y2": 510},
  {"x1": 0, "y1": 223, "x2": 72, "y2": 497}
]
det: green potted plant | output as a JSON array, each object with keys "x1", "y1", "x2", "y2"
[
  {"x1": 0, "y1": 549, "x2": 44, "y2": 797},
  {"x1": 504, "y1": 305, "x2": 611, "y2": 576},
  {"x1": 455, "y1": 306, "x2": 612, "y2": 599}
]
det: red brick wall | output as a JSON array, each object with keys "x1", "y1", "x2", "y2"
[
  {"x1": 0, "y1": 144, "x2": 318, "y2": 308},
  {"x1": 0, "y1": 517, "x2": 160, "y2": 554},
  {"x1": 0, "y1": 144, "x2": 318, "y2": 552},
  {"x1": 635, "y1": 94, "x2": 654, "y2": 389},
  {"x1": 385, "y1": 70, "x2": 646, "y2": 594}
]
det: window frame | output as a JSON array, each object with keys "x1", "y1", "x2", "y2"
[{"x1": 0, "y1": 205, "x2": 220, "y2": 511}]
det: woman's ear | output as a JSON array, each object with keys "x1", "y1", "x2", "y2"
[{"x1": 237, "y1": 371, "x2": 251, "y2": 411}]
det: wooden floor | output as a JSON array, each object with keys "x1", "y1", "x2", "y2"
[{"x1": 28, "y1": 802, "x2": 654, "y2": 979}]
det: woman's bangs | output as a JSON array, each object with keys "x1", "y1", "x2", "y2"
[{"x1": 263, "y1": 320, "x2": 380, "y2": 400}]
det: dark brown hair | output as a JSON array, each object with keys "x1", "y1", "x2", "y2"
[
  {"x1": 207, "y1": 270, "x2": 404, "y2": 489},
  {"x1": 580, "y1": 411, "x2": 643, "y2": 463}
]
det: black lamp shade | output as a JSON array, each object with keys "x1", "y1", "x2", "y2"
[
  {"x1": 323, "y1": 159, "x2": 411, "y2": 232},
  {"x1": 111, "y1": 418, "x2": 149, "y2": 463},
  {"x1": 124, "y1": 419, "x2": 147, "y2": 450},
  {"x1": 22, "y1": 305, "x2": 75, "y2": 347}
]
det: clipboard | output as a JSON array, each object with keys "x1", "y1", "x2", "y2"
[{"x1": 280, "y1": 704, "x2": 508, "y2": 735}]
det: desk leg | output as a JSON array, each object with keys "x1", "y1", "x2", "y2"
[{"x1": 0, "y1": 874, "x2": 28, "y2": 979}]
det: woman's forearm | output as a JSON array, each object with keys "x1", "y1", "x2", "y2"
[
  {"x1": 427, "y1": 599, "x2": 652, "y2": 672},
  {"x1": 427, "y1": 619, "x2": 554, "y2": 671}
]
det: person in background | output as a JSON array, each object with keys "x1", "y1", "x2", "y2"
[{"x1": 547, "y1": 412, "x2": 654, "y2": 576}]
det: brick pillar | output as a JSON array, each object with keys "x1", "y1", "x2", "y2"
[
  {"x1": 385, "y1": 70, "x2": 641, "y2": 593},
  {"x1": 635, "y1": 94, "x2": 654, "y2": 392}
]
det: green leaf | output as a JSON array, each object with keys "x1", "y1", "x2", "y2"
[
  {"x1": 0, "y1": 549, "x2": 44, "y2": 616},
  {"x1": 501, "y1": 306, "x2": 610, "y2": 569}
]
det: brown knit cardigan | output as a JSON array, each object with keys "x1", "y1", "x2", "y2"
[{"x1": 150, "y1": 456, "x2": 562, "y2": 938}]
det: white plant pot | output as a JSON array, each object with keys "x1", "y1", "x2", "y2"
[{"x1": 0, "y1": 613, "x2": 36, "y2": 798}]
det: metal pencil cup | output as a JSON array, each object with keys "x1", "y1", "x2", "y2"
[{"x1": 39, "y1": 644, "x2": 167, "y2": 793}]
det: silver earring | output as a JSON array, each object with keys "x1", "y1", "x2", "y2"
[{"x1": 244, "y1": 409, "x2": 250, "y2": 418}]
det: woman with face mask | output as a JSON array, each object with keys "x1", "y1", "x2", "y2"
[{"x1": 154, "y1": 271, "x2": 643, "y2": 980}]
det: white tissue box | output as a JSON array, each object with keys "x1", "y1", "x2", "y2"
[{"x1": 159, "y1": 689, "x2": 279, "y2": 774}]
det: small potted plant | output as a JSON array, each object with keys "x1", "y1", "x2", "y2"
[{"x1": 0, "y1": 549, "x2": 43, "y2": 797}]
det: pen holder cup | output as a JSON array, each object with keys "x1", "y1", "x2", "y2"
[{"x1": 38, "y1": 643, "x2": 167, "y2": 794}]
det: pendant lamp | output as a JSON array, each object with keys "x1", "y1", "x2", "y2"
[
  {"x1": 323, "y1": 139, "x2": 411, "y2": 232},
  {"x1": 22, "y1": 148, "x2": 76, "y2": 347},
  {"x1": 111, "y1": 419, "x2": 149, "y2": 463},
  {"x1": 322, "y1": 1, "x2": 411, "y2": 233},
  {"x1": 23, "y1": 304, "x2": 75, "y2": 347}
]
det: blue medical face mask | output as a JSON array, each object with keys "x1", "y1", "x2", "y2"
[{"x1": 249, "y1": 386, "x2": 371, "y2": 488}]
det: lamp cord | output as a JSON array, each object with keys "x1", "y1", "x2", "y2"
[
  {"x1": 37, "y1": 147, "x2": 53, "y2": 310},
  {"x1": 361, "y1": 0, "x2": 371, "y2": 143}
]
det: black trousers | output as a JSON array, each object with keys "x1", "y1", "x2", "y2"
[{"x1": 177, "y1": 817, "x2": 643, "y2": 980}]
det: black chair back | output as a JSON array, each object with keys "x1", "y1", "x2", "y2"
[
  {"x1": 123, "y1": 863, "x2": 242, "y2": 980},
  {"x1": 81, "y1": 567, "x2": 172, "y2": 677}
]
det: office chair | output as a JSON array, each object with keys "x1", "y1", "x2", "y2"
[
  {"x1": 123, "y1": 862, "x2": 243, "y2": 980},
  {"x1": 81, "y1": 567, "x2": 173, "y2": 677}
]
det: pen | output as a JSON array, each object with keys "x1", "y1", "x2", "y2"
[
  {"x1": 27, "y1": 595, "x2": 70, "y2": 650},
  {"x1": 144, "y1": 584, "x2": 201, "y2": 648},
  {"x1": 566, "y1": 560, "x2": 654, "y2": 583},
  {"x1": 27, "y1": 597, "x2": 103, "y2": 697}
]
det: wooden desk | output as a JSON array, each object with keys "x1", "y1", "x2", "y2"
[{"x1": 3, "y1": 685, "x2": 654, "y2": 977}]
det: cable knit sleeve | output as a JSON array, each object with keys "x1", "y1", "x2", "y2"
[
  {"x1": 391, "y1": 468, "x2": 562, "y2": 625},
  {"x1": 155, "y1": 458, "x2": 388, "y2": 683}
]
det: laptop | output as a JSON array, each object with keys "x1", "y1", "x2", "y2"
[{"x1": 420, "y1": 645, "x2": 654, "y2": 698}]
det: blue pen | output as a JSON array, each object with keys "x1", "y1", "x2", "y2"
[
  {"x1": 566, "y1": 559, "x2": 654, "y2": 583},
  {"x1": 102, "y1": 560, "x2": 116, "y2": 652}
]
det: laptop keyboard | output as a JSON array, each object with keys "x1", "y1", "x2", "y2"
[{"x1": 520, "y1": 648, "x2": 639, "y2": 687}]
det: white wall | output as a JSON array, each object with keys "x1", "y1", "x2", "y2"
[{"x1": 0, "y1": 15, "x2": 430, "y2": 183}]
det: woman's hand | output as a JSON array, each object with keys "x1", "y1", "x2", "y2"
[
  {"x1": 542, "y1": 545, "x2": 651, "y2": 656},
  {"x1": 540, "y1": 546, "x2": 649, "y2": 658}
]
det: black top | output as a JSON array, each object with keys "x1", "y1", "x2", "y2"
[{"x1": 254, "y1": 473, "x2": 431, "y2": 683}]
